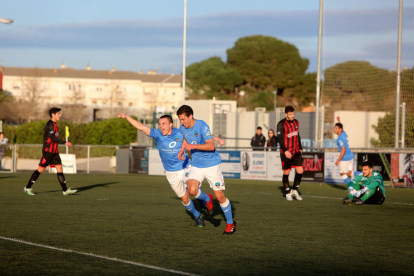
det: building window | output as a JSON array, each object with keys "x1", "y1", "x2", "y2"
[
  {"x1": 92, "y1": 100, "x2": 97, "y2": 104},
  {"x1": 102, "y1": 101, "x2": 107, "y2": 105},
  {"x1": 69, "y1": 85, "x2": 72, "y2": 90},
  {"x1": 123, "y1": 87, "x2": 127, "y2": 92},
  {"x1": 118, "y1": 102, "x2": 123, "y2": 107},
  {"x1": 129, "y1": 102, "x2": 133, "y2": 107}
]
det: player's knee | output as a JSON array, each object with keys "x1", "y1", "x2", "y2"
[
  {"x1": 37, "y1": 167, "x2": 45, "y2": 173},
  {"x1": 187, "y1": 186, "x2": 198, "y2": 196}
]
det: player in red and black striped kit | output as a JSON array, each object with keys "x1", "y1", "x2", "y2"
[
  {"x1": 24, "y1": 107, "x2": 77, "y2": 196},
  {"x1": 276, "y1": 106, "x2": 304, "y2": 201}
]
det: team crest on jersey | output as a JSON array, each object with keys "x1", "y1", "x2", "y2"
[
  {"x1": 174, "y1": 136, "x2": 179, "y2": 141},
  {"x1": 194, "y1": 131, "x2": 198, "y2": 137}
]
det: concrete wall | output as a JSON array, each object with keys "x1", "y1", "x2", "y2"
[{"x1": 333, "y1": 111, "x2": 386, "y2": 148}]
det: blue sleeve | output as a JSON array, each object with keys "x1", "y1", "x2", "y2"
[
  {"x1": 148, "y1": 129, "x2": 158, "y2": 139},
  {"x1": 200, "y1": 122, "x2": 213, "y2": 141},
  {"x1": 338, "y1": 137, "x2": 345, "y2": 148}
]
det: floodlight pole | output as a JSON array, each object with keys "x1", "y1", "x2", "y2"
[
  {"x1": 182, "y1": 0, "x2": 187, "y2": 102},
  {"x1": 395, "y1": 0, "x2": 403, "y2": 148},
  {"x1": 315, "y1": 0, "x2": 323, "y2": 148}
]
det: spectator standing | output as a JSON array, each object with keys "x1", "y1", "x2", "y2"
[
  {"x1": 251, "y1": 127, "x2": 266, "y2": 151},
  {"x1": 266, "y1": 129, "x2": 278, "y2": 151}
]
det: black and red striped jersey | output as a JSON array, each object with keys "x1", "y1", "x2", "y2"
[
  {"x1": 42, "y1": 120, "x2": 66, "y2": 153},
  {"x1": 276, "y1": 118, "x2": 303, "y2": 155}
]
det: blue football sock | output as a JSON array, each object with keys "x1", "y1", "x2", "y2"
[
  {"x1": 183, "y1": 200, "x2": 200, "y2": 218},
  {"x1": 220, "y1": 198, "x2": 233, "y2": 224},
  {"x1": 341, "y1": 174, "x2": 351, "y2": 185},
  {"x1": 195, "y1": 188, "x2": 210, "y2": 202}
]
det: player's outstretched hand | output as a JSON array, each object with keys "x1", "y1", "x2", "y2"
[
  {"x1": 337, "y1": 116, "x2": 341, "y2": 123},
  {"x1": 65, "y1": 142, "x2": 73, "y2": 147},
  {"x1": 348, "y1": 187, "x2": 358, "y2": 197},
  {"x1": 117, "y1": 112, "x2": 127, "y2": 119}
]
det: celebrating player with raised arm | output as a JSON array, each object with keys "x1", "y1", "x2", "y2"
[
  {"x1": 334, "y1": 117, "x2": 355, "y2": 186},
  {"x1": 24, "y1": 107, "x2": 77, "y2": 196},
  {"x1": 118, "y1": 113, "x2": 222, "y2": 228},
  {"x1": 276, "y1": 105, "x2": 304, "y2": 201},
  {"x1": 176, "y1": 105, "x2": 235, "y2": 235}
]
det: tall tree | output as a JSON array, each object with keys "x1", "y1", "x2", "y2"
[
  {"x1": 186, "y1": 57, "x2": 243, "y2": 96},
  {"x1": 226, "y1": 35, "x2": 309, "y2": 92}
]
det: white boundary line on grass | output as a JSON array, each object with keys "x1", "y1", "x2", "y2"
[{"x1": 0, "y1": 236, "x2": 201, "y2": 276}]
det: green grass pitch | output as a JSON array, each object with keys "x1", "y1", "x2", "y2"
[{"x1": 1, "y1": 173, "x2": 414, "y2": 275}]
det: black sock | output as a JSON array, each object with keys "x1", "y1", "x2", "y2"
[
  {"x1": 57, "y1": 172, "x2": 68, "y2": 191},
  {"x1": 26, "y1": 170, "x2": 41, "y2": 188},
  {"x1": 293, "y1": 173, "x2": 303, "y2": 190},
  {"x1": 283, "y1": 174, "x2": 290, "y2": 194}
]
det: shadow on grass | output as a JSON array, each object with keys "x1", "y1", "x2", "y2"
[
  {"x1": 173, "y1": 197, "x2": 239, "y2": 228},
  {"x1": 328, "y1": 184, "x2": 348, "y2": 191},
  {"x1": 43, "y1": 182, "x2": 119, "y2": 193},
  {"x1": 0, "y1": 175, "x2": 15, "y2": 180}
]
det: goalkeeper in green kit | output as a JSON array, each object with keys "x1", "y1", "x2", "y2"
[{"x1": 343, "y1": 161, "x2": 386, "y2": 205}]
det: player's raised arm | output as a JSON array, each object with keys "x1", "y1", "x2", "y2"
[{"x1": 117, "y1": 113, "x2": 150, "y2": 136}]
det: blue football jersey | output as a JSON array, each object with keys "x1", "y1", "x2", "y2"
[
  {"x1": 179, "y1": 120, "x2": 221, "y2": 168},
  {"x1": 149, "y1": 128, "x2": 190, "y2": 172},
  {"x1": 337, "y1": 131, "x2": 354, "y2": 161}
]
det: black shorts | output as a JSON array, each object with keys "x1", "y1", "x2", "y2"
[
  {"x1": 281, "y1": 152, "x2": 304, "y2": 171},
  {"x1": 39, "y1": 152, "x2": 62, "y2": 168}
]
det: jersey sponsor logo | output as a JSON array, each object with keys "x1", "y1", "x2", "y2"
[
  {"x1": 169, "y1": 142, "x2": 177, "y2": 148},
  {"x1": 49, "y1": 131, "x2": 54, "y2": 134},
  {"x1": 287, "y1": 131, "x2": 298, "y2": 138},
  {"x1": 174, "y1": 136, "x2": 179, "y2": 141},
  {"x1": 194, "y1": 131, "x2": 198, "y2": 137}
]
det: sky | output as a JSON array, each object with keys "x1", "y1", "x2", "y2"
[{"x1": 0, "y1": 0, "x2": 413, "y2": 74}]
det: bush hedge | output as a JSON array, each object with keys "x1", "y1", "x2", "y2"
[{"x1": 2, "y1": 117, "x2": 138, "y2": 146}]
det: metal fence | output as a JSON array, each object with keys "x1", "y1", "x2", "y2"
[{"x1": 316, "y1": 0, "x2": 414, "y2": 149}]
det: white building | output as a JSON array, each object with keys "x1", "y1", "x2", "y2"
[{"x1": 0, "y1": 64, "x2": 183, "y2": 121}]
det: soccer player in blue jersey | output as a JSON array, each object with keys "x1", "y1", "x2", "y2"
[
  {"x1": 334, "y1": 120, "x2": 355, "y2": 186},
  {"x1": 117, "y1": 112, "x2": 219, "y2": 228},
  {"x1": 176, "y1": 105, "x2": 235, "y2": 235}
]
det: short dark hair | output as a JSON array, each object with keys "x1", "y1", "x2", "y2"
[
  {"x1": 335, "y1": 123, "x2": 343, "y2": 129},
  {"x1": 0, "y1": 132, "x2": 3, "y2": 135},
  {"x1": 176, "y1": 105, "x2": 193, "y2": 117},
  {"x1": 285, "y1": 106, "x2": 294, "y2": 113},
  {"x1": 257, "y1": 127, "x2": 262, "y2": 130},
  {"x1": 362, "y1": 161, "x2": 373, "y2": 168},
  {"x1": 49, "y1": 107, "x2": 61, "y2": 118},
  {"x1": 159, "y1": 115, "x2": 173, "y2": 124}
]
